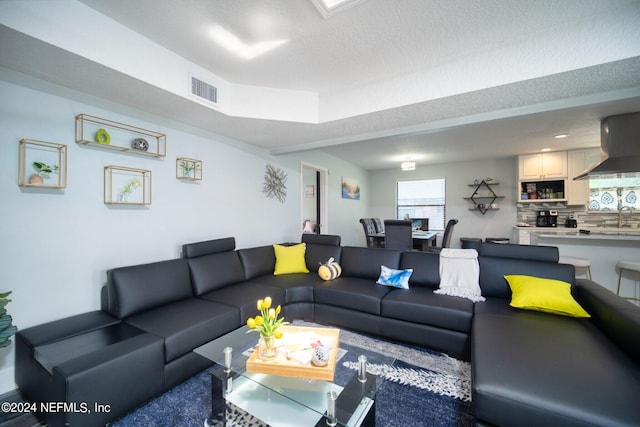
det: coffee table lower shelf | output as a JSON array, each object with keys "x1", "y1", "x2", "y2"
[{"x1": 207, "y1": 366, "x2": 376, "y2": 427}]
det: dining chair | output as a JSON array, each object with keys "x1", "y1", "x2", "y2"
[
  {"x1": 383, "y1": 220, "x2": 413, "y2": 250},
  {"x1": 359, "y1": 218, "x2": 377, "y2": 248},
  {"x1": 428, "y1": 219, "x2": 459, "y2": 253}
]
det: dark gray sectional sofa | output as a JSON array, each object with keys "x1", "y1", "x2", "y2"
[{"x1": 15, "y1": 234, "x2": 640, "y2": 426}]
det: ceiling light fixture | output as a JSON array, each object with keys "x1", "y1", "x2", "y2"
[
  {"x1": 541, "y1": 148, "x2": 551, "y2": 152},
  {"x1": 401, "y1": 160, "x2": 416, "y2": 171},
  {"x1": 210, "y1": 26, "x2": 288, "y2": 60},
  {"x1": 554, "y1": 133, "x2": 569, "y2": 139},
  {"x1": 310, "y1": 0, "x2": 367, "y2": 17}
]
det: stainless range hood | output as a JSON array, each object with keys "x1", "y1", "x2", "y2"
[{"x1": 574, "y1": 112, "x2": 640, "y2": 180}]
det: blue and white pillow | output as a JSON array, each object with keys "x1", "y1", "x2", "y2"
[{"x1": 376, "y1": 265, "x2": 413, "y2": 289}]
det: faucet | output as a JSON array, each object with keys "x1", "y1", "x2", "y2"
[{"x1": 618, "y1": 206, "x2": 634, "y2": 228}]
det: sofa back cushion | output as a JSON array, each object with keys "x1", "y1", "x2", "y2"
[
  {"x1": 478, "y1": 242, "x2": 559, "y2": 262},
  {"x1": 107, "y1": 259, "x2": 193, "y2": 318},
  {"x1": 301, "y1": 234, "x2": 343, "y2": 273},
  {"x1": 238, "y1": 245, "x2": 276, "y2": 280},
  {"x1": 399, "y1": 251, "x2": 440, "y2": 289},
  {"x1": 187, "y1": 252, "x2": 245, "y2": 295},
  {"x1": 479, "y1": 256, "x2": 575, "y2": 299},
  {"x1": 340, "y1": 246, "x2": 401, "y2": 280}
]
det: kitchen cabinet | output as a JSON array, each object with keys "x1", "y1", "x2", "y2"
[
  {"x1": 566, "y1": 148, "x2": 601, "y2": 205},
  {"x1": 518, "y1": 152, "x2": 567, "y2": 180}
]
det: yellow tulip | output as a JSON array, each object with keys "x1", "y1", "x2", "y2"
[
  {"x1": 274, "y1": 330, "x2": 283, "y2": 339},
  {"x1": 268, "y1": 308, "x2": 276, "y2": 319},
  {"x1": 257, "y1": 299, "x2": 263, "y2": 311},
  {"x1": 254, "y1": 315, "x2": 264, "y2": 326},
  {"x1": 246, "y1": 317, "x2": 256, "y2": 329},
  {"x1": 276, "y1": 305, "x2": 281, "y2": 315},
  {"x1": 263, "y1": 296, "x2": 272, "y2": 309}
]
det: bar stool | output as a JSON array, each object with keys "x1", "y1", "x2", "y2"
[
  {"x1": 616, "y1": 260, "x2": 640, "y2": 302},
  {"x1": 559, "y1": 256, "x2": 592, "y2": 280}
]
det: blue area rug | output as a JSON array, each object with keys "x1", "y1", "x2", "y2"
[{"x1": 112, "y1": 327, "x2": 474, "y2": 427}]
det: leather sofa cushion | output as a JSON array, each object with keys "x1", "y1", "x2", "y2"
[
  {"x1": 199, "y1": 283, "x2": 286, "y2": 322},
  {"x1": 107, "y1": 259, "x2": 194, "y2": 319},
  {"x1": 473, "y1": 304, "x2": 640, "y2": 426},
  {"x1": 305, "y1": 244, "x2": 342, "y2": 273},
  {"x1": 187, "y1": 251, "x2": 245, "y2": 295},
  {"x1": 125, "y1": 298, "x2": 239, "y2": 362},
  {"x1": 574, "y1": 278, "x2": 640, "y2": 363},
  {"x1": 399, "y1": 251, "x2": 440, "y2": 289},
  {"x1": 314, "y1": 277, "x2": 393, "y2": 315},
  {"x1": 238, "y1": 245, "x2": 275, "y2": 280},
  {"x1": 244, "y1": 273, "x2": 321, "y2": 304},
  {"x1": 301, "y1": 234, "x2": 341, "y2": 246},
  {"x1": 381, "y1": 288, "x2": 472, "y2": 333},
  {"x1": 478, "y1": 256, "x2": 574, "y2": 299},
  {"x1": 478, "y1": 242, "x2": 559, "y2": 262},
  {"x1": 182, "y1": 237, "x2": 236, "y2": 259},
  {"x1": 340, "y1": 246, "x2": 401, "y2": 280}
]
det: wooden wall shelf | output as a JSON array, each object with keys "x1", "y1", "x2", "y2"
[
  {"x1": 75, "y1": 114, "x2": 166, "y2": 158},
  {"x1": 18, "y1": 139, "x2": 67, "y2": 188},
  {"x1": 104, "y1": 165, "x2": 152, "y2": 205}
]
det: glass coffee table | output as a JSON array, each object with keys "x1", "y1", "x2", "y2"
[{"x1": 194, "y1": 325, "x2": 394, "y2": 427}]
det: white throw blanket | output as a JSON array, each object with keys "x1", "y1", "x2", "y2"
[{"x1": 434, "y1": 248, "x2": 485, "y2": 303}]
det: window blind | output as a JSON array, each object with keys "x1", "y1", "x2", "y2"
[{"x1": 397, "y1": 179, "x2": 446, "y2": 230}]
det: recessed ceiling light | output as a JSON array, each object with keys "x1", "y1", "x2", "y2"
[
  {"x1": 210, "y1": 26, "x2": 287, "y2": 60},
  {"x1": 554, "y1": 133, "x2": 569, "y2": 139},
  {"x1": 310, "y1": 0, "x2": 367, "y2": 17}
]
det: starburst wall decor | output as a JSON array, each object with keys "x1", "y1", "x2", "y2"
[{"x1": 263, "y1": 164, "x2": 287, "y2": 203}]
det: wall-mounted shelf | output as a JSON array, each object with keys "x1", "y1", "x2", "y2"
[
  {"x1": 465, "y1": 181, "x2": 504, "y2": 214},
  {"x1": 176, "y1": 157, "x2": 202, "y2": 181},
  {"x1": 75, "y1": 114, "x2": 166, "y2": 158},
  {"x1": 104, "y1": 165, "x2": 152, "y2": 205},
  {"x1": 18, "y1": 139, "x2": 67, "y2": 188}
]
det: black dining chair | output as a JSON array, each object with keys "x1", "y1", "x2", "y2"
[
  {"x1": 428, "y1": 219, "x2": 459, "y2": 253},
  {"x1": 383, "y1": 220, "x2": 413, "y2": 251},
  {"x1": 359, "y1": 218, "x2": 377, "y2": 248}
]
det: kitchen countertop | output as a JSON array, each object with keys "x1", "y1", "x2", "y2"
[
  {"x1": 530, "y1": 231, "x2": 640, "y2": 242},
  {"x1": 516, "y1": 226, "x2": 640, "y2": 236}
]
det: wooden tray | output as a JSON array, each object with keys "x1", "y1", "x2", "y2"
[{"x1": 246, "y1": 325, "x2": 340, "y2": 381}]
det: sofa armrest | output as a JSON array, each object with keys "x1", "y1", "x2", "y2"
[{"x1": 574, "y1": 278, "x2": 640, "y2": 363}]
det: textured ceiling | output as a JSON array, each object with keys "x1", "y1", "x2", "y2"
[{"x1": 1, "y1": 0, "x2": 640, "y2": 170}]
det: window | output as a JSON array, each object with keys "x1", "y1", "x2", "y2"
[
  {"x1": 397, "y1": 179, "x2": 446, "y2": 230},
  {"x1": 588, "y1": 176, "x2": 640, "y2": 211}
]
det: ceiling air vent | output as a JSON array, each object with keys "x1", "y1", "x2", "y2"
[{"x1": 190, "y1": 76, "x2": 218, "y2": 106}]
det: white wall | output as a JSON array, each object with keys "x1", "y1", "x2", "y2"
[
  {"x1": 370, "y1": 158, "x2": 518, "y2": 246},
  {"x1": 0, "y1": 72, "x2": 369, "y2": 393}
]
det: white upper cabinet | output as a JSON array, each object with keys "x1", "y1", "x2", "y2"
[
  {"x1": 518, "y1": 152, "x2": 567, "y2": 180},
  {"x1": 567, "y1": 148, "x2": 602, "y2": 205}
]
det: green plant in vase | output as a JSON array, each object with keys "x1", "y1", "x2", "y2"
[
  {"x1": 0, "y1": 291, "x2": 17, "y2": 348},
  {"x1": 29, "y1": 161, "x2": 59, "y2": 185},
  {"x1": 119, "y1": 178, "x2": 142, "y2": 202},
  {"x1": 181, "y1": 160, "x2": 200, "y2": 178},
  {"x1": 246, "y1": 296, "x2": 288, "y2": 360}
]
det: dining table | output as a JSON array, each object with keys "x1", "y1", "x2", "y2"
[{"x1": 370, "y1": 230, "x2": 438, "y2": 250}]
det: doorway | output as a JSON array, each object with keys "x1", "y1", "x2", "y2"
[{"x1": 301, "y1": 162, "x2": 328, "y2": 234}]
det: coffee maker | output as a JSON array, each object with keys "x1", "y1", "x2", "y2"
[{"x1": 536, "y1": 210, "x2": 558, "y2": 227}]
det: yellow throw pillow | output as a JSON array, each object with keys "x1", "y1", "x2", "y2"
[
  {"x1": 504, "y1": 275, "x2": 590, "y2": 318},
  {"x1": 273, "y1": 243, "x2": 310, "y2": 275}
]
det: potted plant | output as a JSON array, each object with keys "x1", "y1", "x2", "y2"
[
  {"x1": 0, "y1": 291, "x2": 17, "y2": 349},
  {"x1": 119, "y1": 178, "x2": 142, "y2": 202},
  {"x1": 246, "y1": 296, "x2": 288, "y2": 360},
  {"x1": 180, "y1": 160, "x2": 200, "y2": 177},
  {"x1": 29, "y1": 161, "x2": 59, "y2": 185}
]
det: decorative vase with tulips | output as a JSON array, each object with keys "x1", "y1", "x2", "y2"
[{"x1": 246, "y1": 296, "x2": 288, "y2": 360}]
